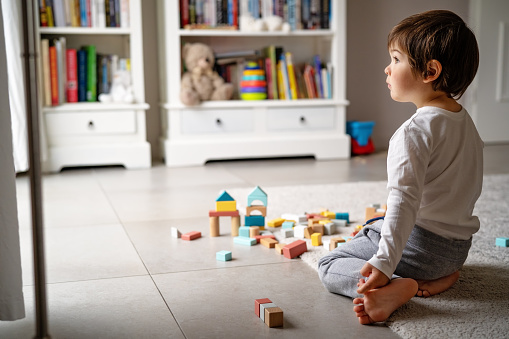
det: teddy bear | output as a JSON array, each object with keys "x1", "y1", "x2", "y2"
[
  {"x1": 98, "y1": 69, "x2": 134, "y2": 104},
  {"x1": 180, "y1": 42, "x2": 234, "y2": 106}
]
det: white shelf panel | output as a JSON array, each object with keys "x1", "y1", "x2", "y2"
[
  {"x1": 179, "y1": 29, "x2": 335, "y2": 37},
  {"x1": 163, "y1": 99, "x2": 349, "y2": 110},
  {"x1": 38, "y1": 27, "x2": 132, "y2": 35},
  {"x1": 42, "y1": 102, "x2": 149, "y2": 113}
]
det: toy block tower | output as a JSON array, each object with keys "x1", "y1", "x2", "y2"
[
  {"x1": 245, "y1": 186, "x2": 268, "y2": 228},
  {"x1": 209, "y1": 190, "x2": 241, "y2": 237}
]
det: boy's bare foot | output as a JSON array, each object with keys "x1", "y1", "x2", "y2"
[
  {"x1": 352, "y1": 278, "x2": 418, "y2": 325},
  {"x1": 415, "y1": 271, "x2": 460, "y2": 297}
]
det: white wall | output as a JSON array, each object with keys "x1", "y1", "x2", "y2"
[{"x1": 140, "y1": 0, "x2": 471, "y2": 159}]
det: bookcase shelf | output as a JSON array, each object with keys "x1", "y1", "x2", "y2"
[
  {"x1": 157, "y1": 0, "x2": 350, "y2": 167},
  {"x1": 34, "y1": 0, "x2": 151, "y2": 172}
]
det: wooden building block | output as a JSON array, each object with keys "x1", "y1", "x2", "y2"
[
  {"x1": 365, "y1": 207, "x2": 376, "y2": 222},
  {"x1": 496, "y1": 237, "x2": 509, "y2": 247},
  {"x1": 208, "y1": 210, "x2": 240, "y2": 217},
  {"x1": 321, "y1": 210, "x2": 336, "y2": 219},
  {"x1": 246, "y1": 205, "x2": 267, "y2": 217},
  {"x1": 259, "y1": 303, "x2": 277, "y2": 322},
  {"x1": 335, "y1": 212, "x2": 350, "y2": 223},
  {"x1": 260, "y1": 237, "x2": 278, "y2": 248},
  {"x1": 280, "y1": 228, "x2": 294, "y2": 239},
  {"x1": 311, "y1": 233, "x2": 322, "y2": 246},
  {"x1": 249, "y1": 226, "x2": 260, "y2": 238},
  {"x1": 329, "y1": 237, "x2": 345, "y2": 251},
  {"x1": 323, "y1": 222, "x2": 336, "y2": 235},
  {"x1": 245, "y1": 215, "x2": 265, "y2": 226},
  {"x1": 239, "y1": 226, "x2": 251, "y2": 238},
  {"x1": 182, "y1": 231, "x2": 201, "y2": 241},
  {"x1": 293, "y1": 225, "x2": 308, "y2": 238},
  {"x1": 231, "y1": 216, "x2": 240, "y2": 236},
  {"x1": 248, "y1": 186, "x2": 268, "y2": 207},
  {"x1": 170, "y1": 227, "x2": 181, "y2": 238},
  {"x1": 255, "y1": 298, "x2": 272, "y2": 317},
  {"x1": 311, "y1": 224, "x2": 324, "y2": 235},
  {"x1": 267, "y1": 218, "x2": 285, "y2": 227},
  {"x1": 282, "y1": 221, "x2": 295, "y2": 228},
  {"x1": 264, "y1": 307, "x2": 284, "y2": 327},
  {"x1": 234, "y1": 236, "x2": 257, "y2": 246},
  {"x1": 275, "y1": 243, "x2": 286, "y2": 254},
  {"x1": 216, "y1": 250, "x2": 232, "y2": 261},
  {"x1": 308, "y1": 217, "x2": 325, "y2": 226},
  {"x1": 209, "y1": 217, "x2": 220, "y2": 237},
  {"x1": 216, "y1": 200, "x2": 237, "y2": 212},
  {"x1": 283, "y1": 240, "x2": 307, "y2": 259},
  {"x1": 254, "y1": 234, "x2": 276, "y2": 243},
  {"x1": 304, "y1": 226, "x2": 314, "y2": 239},
  {"x1": 281, "y1": 213, "x2": 307, "y2": 223},
  {"x1": 331, "y1": 219, "x2": 347, "y2": 226}
]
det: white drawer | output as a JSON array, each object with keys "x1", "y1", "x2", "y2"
[
  {"x1": 45, "y1": 111, "x2": 137, "y2": 136},
  {"x1": 267, "y1": 107, "x2": 335, "y2": 131},
  {"x1": 181, "y1": 109, "x2": 254, "y2": 134}
]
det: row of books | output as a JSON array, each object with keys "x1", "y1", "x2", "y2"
[
  {"x1": 39, "y1": 0, "x2": 130, "y2": 28},
  {"x1": 215, "y1": 46, "x2": 332, "y2": 100},
  {"x1": 180, "y1": 0, "x2": 330, "y2": 30},
  {"x1": 40, "y1": 38, "x2": 129, "y2": 106}
]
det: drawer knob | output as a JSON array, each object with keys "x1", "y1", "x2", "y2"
[
  {"x1": 216, "y1": 118, "x2": 222, "y2": 125},
  {"x1": 88, "y1": 121, "x2": 95, "y2": 129},
  {"x1": 300, "y1": 116, "x2": 306, "y2": 123}
]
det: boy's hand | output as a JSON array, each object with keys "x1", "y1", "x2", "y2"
[{"x1": 356, "y1": 262, "x2": 390, "y2": 294}]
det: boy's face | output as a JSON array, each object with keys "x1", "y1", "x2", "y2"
[{"x1": 384, "y1": 45, "x2": 428, "y2": 106}]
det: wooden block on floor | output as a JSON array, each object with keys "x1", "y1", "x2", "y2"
[
  {"x1": 496, "y1": 237, "x2": 509, "y2": 247},
  {"x1": 249, "y1": 226, "x2": 260, "y2": 238},
  {"x1": 304, "y1": 226, "x2": 314, "y2": 239},
  {"x1": 267, "y1": 218, "x2": 285, "y2": 227},
  {"x1": 311, "y1": 224, "x2": 324, "y2": 235},
  {"x1": 255, "y1": 298, "x2": 272, "y2": 317},
  {"x1": 209, "y1": 217, "x2": 220, "y2": 237},
  {"x1": 280, "y1": 228, "x2": 294, "y2": 239},
  {"x1": 254, "y1": 234, "x2": 276, "y2": 243},
  {"x1": 208, "y1": 210, "x2": 240, "y2": 217},
  {"x1": 265, "y1": 307, "x2": 284, "y2": 327},
  {"x1": 282, "y1": 221, "x2": 295, "y2": 228},
  {"x1": 283, "y1": 240, "x2": 307, "y2": 259},
  {"x1": 311, "y1": 232, "x2": 322, "y2": 246},
  {"x1": 259, "y1": 303, "x2": 277, "y2": 322},
  {"x1": 239, "y1": 226, "x2": 251, "y2": 238},
  {"x1": 260, "y1": 237, "x2": 278, "y2": 248},
  {"x1": 231, "y1": 216, "x2": 240, "y2": 236},
  {"x1": 170, "y1": 227, "x2": 181, "y2": 238},
  {"x1": 293, "y1": 225, "x2": 308, "y2": 238},
  {"x1": 216, "y1": 250, "x2": 232, "y2": 261},
  {"x1": 234, "y1": 236, "x2": 257, "y2": 246},
  {"x1": 216, "y1": 201, "x2": 237, "y2": 212},
  {"x1": 182, "y1": 231, "x2": 201, "y2": 241},
  {"x1": 275, "y1": 243, "x2": 286, "y2": 254}
]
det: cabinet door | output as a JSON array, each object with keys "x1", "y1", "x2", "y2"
[
  {"x1": 45, "y1": 111, "x2": 137, "y2": 135},
  {"x1": 181, "y1": 109, "x2": 254, "y2": 134},
  {"x1": 267, "y1": 107, "x2": 336, "y2": 131}
]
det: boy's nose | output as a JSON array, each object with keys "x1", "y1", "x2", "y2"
[{"x1": 384, "y1": 65, "x2": 390, "y2": 75}]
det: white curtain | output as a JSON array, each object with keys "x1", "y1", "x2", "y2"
[
  {"x1": 2, "y1": 0, "x2": 28, "y2": 173},
  {"x1": 0, "y1": 1, "x2": 25, "y2": 321}
]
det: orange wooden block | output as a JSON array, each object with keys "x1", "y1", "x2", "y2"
[
  {"x1": 260, "y1": 238, "x2": 278, "y2": 248},
  {"x1": 254, "y1": 234, "x2": 276, "y2": 243},
  {"x1": 209, "y1": 210, "x2": 240, "y2": 217},
  {"x1": 282, "y1": 240, "x2": 307, "y2": 259},
  {"x1": 255, "y1": 298, "x2": 272, "y2": 317},
  {"x1": 182, "y1": 231, "x2": 201, "y2": 241}
]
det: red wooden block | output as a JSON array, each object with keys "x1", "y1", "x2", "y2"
[
  {"x1": 255, "y1": 298, "x2": 272, "y2": 317},
  {"x1": 182, "y1": 231, "x2": 201, "y2": 241},
  {"x1": 254, "y1": 234, "x2": 276, "y2": 243},
  {"x1": 208, "y1": 210, "x2": 240, "y2": 217},
  {"x1": 283, "y1": 240, "x2": 307, "y2": 259}
]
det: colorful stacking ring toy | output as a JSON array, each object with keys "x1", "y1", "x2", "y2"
[{"x1": 240, "y1": 62, "x2": 267, "y2": 100}]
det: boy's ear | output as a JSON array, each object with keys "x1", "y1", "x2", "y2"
[{"x1": 423, "y1": 60, "x2": 442, "y2": 83}]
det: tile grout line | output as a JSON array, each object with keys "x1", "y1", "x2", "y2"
[{"x1": 91, "y1": 169, "x2": 188, "y2": 339}]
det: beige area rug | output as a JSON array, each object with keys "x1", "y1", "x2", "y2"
[{"x1": 229, "y1": 174, "x2": 509, "y2": 339}]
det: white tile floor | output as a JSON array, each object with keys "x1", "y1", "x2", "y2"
[{"x1": 2, "y1": 145, "x2": 508, "y2": 338}]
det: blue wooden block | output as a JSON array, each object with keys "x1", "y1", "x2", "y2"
[
  {"x1": 245, "y1": 215, "x2": 265, "y2": 226},
  {"x1": 282, "y1": 221, "x2": 295, "y2": 229},
  {"x1": 495, "y1": 237, "x2": 509, "y2": 247},
  {"x1": 234, "y1": 237, "x2": 257, "y2": 246},
  {"x1": 247, "y1": 186, "x2": 268, "y2": 207},
  {"x1": 335, "y1": 212, "x2": 350, "y2": 223},
  {"x1": 216, "y1": 250, "x2": 232, "y2": 261},
  {"x1": 239, "y1": 226, "x2": 251, "y2": 238}
]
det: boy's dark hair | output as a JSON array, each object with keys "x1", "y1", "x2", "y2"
[{"x1": 388, "y1": 10, "x2": 479, "y2": 99}]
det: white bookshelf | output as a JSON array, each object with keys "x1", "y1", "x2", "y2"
[
  {"x1": 34, "y1": 0, "x2": 151, "y2": 172},
  {"x1": 157, "y1": 0, "x2": 350, "y2": 167}
]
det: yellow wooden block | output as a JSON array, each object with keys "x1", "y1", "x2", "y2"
[
  {"x1": 267, "y1": 218, "x2": 285, "y2": 227},
  {"x1": 318, "y1": 219, "x2": 331, "y2": 225},
  {"x1": 321, "y1": 211, "x2": 336, "y2": 219},
  {"x1": 355, "y1": 225, "x2": 364, "y2": 231},
  {"x1": 311, "y1": 233, "x2": 322, "y2": 246},
  {"x1": 216, "y1": 201, "x2": 237, "y2": 212}
]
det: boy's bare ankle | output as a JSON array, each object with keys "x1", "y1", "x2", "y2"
[{"x1": 416, "y1": 271, "x2": 460, "y2": 297}]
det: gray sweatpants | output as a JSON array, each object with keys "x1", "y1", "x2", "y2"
[{"x1": 317, "y1": 219, "x2": 472, "y2": 298}]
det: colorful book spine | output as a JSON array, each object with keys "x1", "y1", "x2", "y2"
[
  {"x1": 46, "y1": 0, "x2": 55, "y2": 27},
  {"x1": 66, "y1": 49, "x2": 78, "y2": 102},
  {"x1": 313, "y1": 54, "x2": 323, "y2": 98},
  {"x1": 39, "y1": 0, "x2": 48, "y2": 26},
  {"x1": 120, "y1": 0, "x2": 129, "y2": 28},
  {"x1": 49, "y1": 45, "x2": 59, "y2": 105},
  {"x1": 287, "y1": 0, "x2": 296, "y2": 30},
  {"x1": 285, "y1": 52, "x2": 298, "y2": 100},
  {"x1": 79, "y1": 0, "x2": 87, "y2": 26},
  {"x1": 265, "y1": 57, "x2": 273, "y2": 100},
  {"x1": 279, "y1": 55, "x2": 291, "y2": 100},
  {"x1": 85, "y1": 45, "x2": 97, "y2": 101},
  {"x1": 77, "y1": 49, "x2": 87, "y2": 101},
  {"x1": 41, "y1": 39, "x2": 52, "y2": 106},
  {"x1": 276, "y1": 60, "x2": 285, "y2": 100},
  {"x1": 180, "y1": 0, "x2": 189, "y2": 27}
]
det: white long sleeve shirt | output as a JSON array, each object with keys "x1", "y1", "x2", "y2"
[{"x1": 368, "y1": 106, "x2": 484, "y2": 279}]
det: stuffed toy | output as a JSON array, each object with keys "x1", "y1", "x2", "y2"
[
  {"x1": 98, "y1": 70, "x2": 134, "y2": 104},
  {"x1": 180, "y1": 42, "x2": 234, "y2": 106}
]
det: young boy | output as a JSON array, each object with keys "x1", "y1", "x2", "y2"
[{"x1": 318, "y1": 10, "x2": 483, "y2": 325}]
